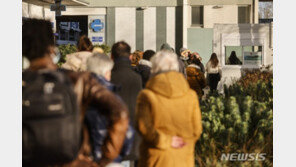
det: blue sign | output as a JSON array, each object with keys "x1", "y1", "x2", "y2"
[
  {"x1": 91, "y1": 19, "x2": 104, "y2": 32},
  {"x1": 92, "y1": 36, "x2": 104, "y2": 42}
]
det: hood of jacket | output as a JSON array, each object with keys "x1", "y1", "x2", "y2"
[
  {"x1": 139, "y1": 59, "x2": 152, "y2": 67},
  {"x1": 186, "y1": 64, "x2": 202, "y2": 77},
  {"x1": 62, "y1": 51, "x2": 93, "y2": 72},
  {"x1": 145, "y1": 71, "x2": 190, "y2": 98}
]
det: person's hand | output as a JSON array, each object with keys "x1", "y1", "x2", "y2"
[{"x1": 171, "y1": 136, "x2": 186, "y2": 148}]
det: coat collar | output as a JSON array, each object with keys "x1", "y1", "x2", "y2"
[
  {"x1": 139, "y1": 59, "x2": 152, "y2": 67},
  {"x1": 113, "y1": 57, "x2": 132, "y2": 70},
  {"x1": 187, "y1": 64, "x2": 201, "y2": 70}
]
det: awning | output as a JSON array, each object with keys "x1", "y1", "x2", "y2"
[{"x1": 22, "y1": 0, "x2": 90, "y2": 6}]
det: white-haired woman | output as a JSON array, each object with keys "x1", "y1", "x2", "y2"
[
  {"x1": 85, "y1": 53, "x2": 135, "y2": 166},
  {"x1": 136, "y1": 51, "x2": 203, "y2": 167}
]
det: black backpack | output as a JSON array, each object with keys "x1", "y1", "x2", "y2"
[{"x1": 22, "y1": 69, "x2": 81, "y2": 166}]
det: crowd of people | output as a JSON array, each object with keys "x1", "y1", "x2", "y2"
[{"x1": 22, "y1": 18, "x2": 223, "y2": 167}]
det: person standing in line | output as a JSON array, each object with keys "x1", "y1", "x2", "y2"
[
  {"x1": 179, "y1": 47, "x2": 191, "y2": 67},
  {"x1": 131, "y1": 50, "x2": 144, "y2": 67},
  {"x1": 136, "y1": 51, "x2": 203, "y2": 167},
  {"x1": 206, "y1": 53, "x2": 222, "y2": 92},
  {"x1": 134, "y1": 50, "x2": 155, "y2": 88},
  {"x1": 85, "y1": 53, "x2": 135, "y2": 165},
  {"x1": 22, "y1": 19, "x2": 128, "y2": 167},
  {"x1": 62, "y1": 35, "x2": 93, "y2": 72},
  {"x1": 186, "y1": 55, "x2": 207, "y2": 100},
  {"x1": 191, "y1": 52, "x2": 205, "y2": 73},
  {"x1": 110, "y1": 41, "x2": 143, "y2": 166},
  {"x1": 160, "y1": 43, "x2": 187, "y2": 78}
]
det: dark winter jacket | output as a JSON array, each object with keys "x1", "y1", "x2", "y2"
[
  {"x1": 134, "y1": 59, "x2": 151, "y2": 88},
  {"x1": 199, "y1": 63, "x2": 206, "y2": 73},
  {"x1": 111, "y1": 57, "x2": 142, "y2": 160},
  {"x1": 111, "y1": 57, "x2": 142, "y2": 126},
  {"x1": 178, "y1": 58, "x2": 187, "y2": 78}
]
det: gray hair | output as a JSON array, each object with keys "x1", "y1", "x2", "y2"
[
  {"x1": 87, "y1": 53, "x2": 114, "y2": 76},
  {"x1": 150, "y1": 51, "x2": 179, "y2": 74}
]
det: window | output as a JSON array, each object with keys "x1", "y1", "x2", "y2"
[
  {"x1": 243, "y1": 46, "x2": 263, "y2": 66},
  {"x1": 238, "y1": 6, "x2": 250, "y2": 23},
  {"x1": 225, "y1": 46, "x2": 243, "y2": 65},
  {"x1": 191, "y1": 6, "x2": 204, "y2": 26},
  {"x1": 225, "y1": 46, "x2": 263, "y2": 66}
]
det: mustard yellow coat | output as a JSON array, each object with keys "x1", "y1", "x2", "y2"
[{"x1": 136, "y1": 71, "x2": 203, "y2": 167}]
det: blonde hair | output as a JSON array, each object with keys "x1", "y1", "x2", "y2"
[
  {"x1": 131, "y1": 50, "x2": 143, "y2": 66},
  {"x1": 92, "y1": 47, "x2": 104, "y2": 54}
]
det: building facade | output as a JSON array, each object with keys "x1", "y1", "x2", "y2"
[{"x1": 22, "y1": 0, "x2": 273, "y2": 85}]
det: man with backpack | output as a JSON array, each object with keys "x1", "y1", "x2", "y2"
[{"x1": 22, "y1": 19, "x2": 128, "y2": 167}]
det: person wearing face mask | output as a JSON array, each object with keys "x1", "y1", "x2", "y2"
[
  {"x1": 22, "y1": 18, "x2": 129, "y2": 167},
  {"x1": 179, "y1": 48, "x2": 191, "y2": 67}
]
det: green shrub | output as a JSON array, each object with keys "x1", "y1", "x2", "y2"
[
  {"x1": 93, "y1": 44, "x2": 111, "y2": 54},
  {"x1": 57, "y1": 44, "x2": 77, "y2": 67},
  {"x1": 56, "y1": 44, "x2": 111, "y2": 67},
  {"x1": 196, "y1": 71, "x2": 273, "y2": 167}
]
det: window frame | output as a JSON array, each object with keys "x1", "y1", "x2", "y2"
[
  {"x1": 238, "y1": 5, "x2": 251, "y2": 24},
  {"x1": 224, "y1": 45, "x2": 264, "y2": 67},
  {"x1": 191, "y1": 5, "x2": 204, "y2": 27}
]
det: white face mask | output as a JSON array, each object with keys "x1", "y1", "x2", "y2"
[{"x1": 51, "y1": 47, "x2": 61, "y2": 64}]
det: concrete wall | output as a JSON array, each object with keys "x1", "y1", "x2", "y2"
[
  {"x1": 203, "y1": 5, "x2": 238, "y2": 28},
  {"x1": 190, "y1": 0, "x2": 253, "y2": 5},
  {"x1": 22, "y1": 2, "x2": 56, "y2": 31},
  {"x1": 187, "y1": 28, "x2": 213, "y2": 63},
  {"x1": 106, "y1": 6, "x2": 181, "y2": 52},
  {"x1": 115, "y1": 8, "x2": 136, "y2": 51},
  {"x1": 90, "y1": 0, "x2": 182, "y2": 7},
  {"x1": 143, "y1": 7, "x2": 156, "y2": 51}
]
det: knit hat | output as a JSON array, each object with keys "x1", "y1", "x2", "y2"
[
  {"x1": 160, "y1": 43, "x2": 174, "y2": 52},
  {"x1": 179, "y1": 47, "x2": 187, "y2": 54},
  {"x1": 180, "y1": 48, "x2": 190, "y2": 61},
  {"x1": 143, "y1": 50, "x2": 156, "y2": 61}
]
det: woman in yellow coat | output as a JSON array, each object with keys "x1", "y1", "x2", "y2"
[{"x1": 136, "y1": 51, "x2": 203, "y2": 167}]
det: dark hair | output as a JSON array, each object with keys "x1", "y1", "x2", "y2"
[
  {"x1": 143, "y1": 50, "x2": 155, "y2": 60},
  {"x1": 209, "y1": 53, "x2": 219, "y2": 68},
  {"x1": 228, "y1": 51, "x2": 242, "y2": 65},
  {"x1": 191, "y1": 55, "x2": 201, "y2": 66},
  {"x1": 111, "y1": 41, "x2": 131, "y2": 59},
  {"x1": 77, "y1": 35, "x2": 93, "y2": 51},
  {"x1": 22, "y1": 19, "x2": 54, "y2": 61}
]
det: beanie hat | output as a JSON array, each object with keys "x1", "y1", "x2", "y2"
[
  {"x1": 180, "y1": 47, "x2": 187, "y2": 54},
  {"x1": 143, "y1": 50, "x2": 156, "y2": 61},
  {"x1": 160, "y1": 43, "x2": 174, "y2": 52}
]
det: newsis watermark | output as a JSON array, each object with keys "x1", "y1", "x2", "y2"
[{"x1": 221, "y1": 153, "x2": 266, "y2": 161}]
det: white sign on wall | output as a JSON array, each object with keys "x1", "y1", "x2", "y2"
[
  {"x1": 88, "y1": 15, "x2": 106, "y2": 45},
  {"x1": 243, "y1": 52, "x2": 262, "y2": 65}
]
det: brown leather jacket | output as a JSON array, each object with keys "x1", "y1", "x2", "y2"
[
  {"x1": 29, "y1": 60, "x2": 129, "y2": 167},
  {"x1": 64, "y1": 70, "x2": 129, "y2": 167}
]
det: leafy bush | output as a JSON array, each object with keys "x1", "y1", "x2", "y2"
[
  {"x1": 196, "y1": 70, "x2": 273, "y2": 167},
  {"x1": 57, "y1": 44, "x2": 77, "y2": 66},
  {"x1": 93, "y1": 44, "x2": 111, "y2": 54},
  {"x1": 56, "y1": 44, "x2": 111, "y2": 67}
]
